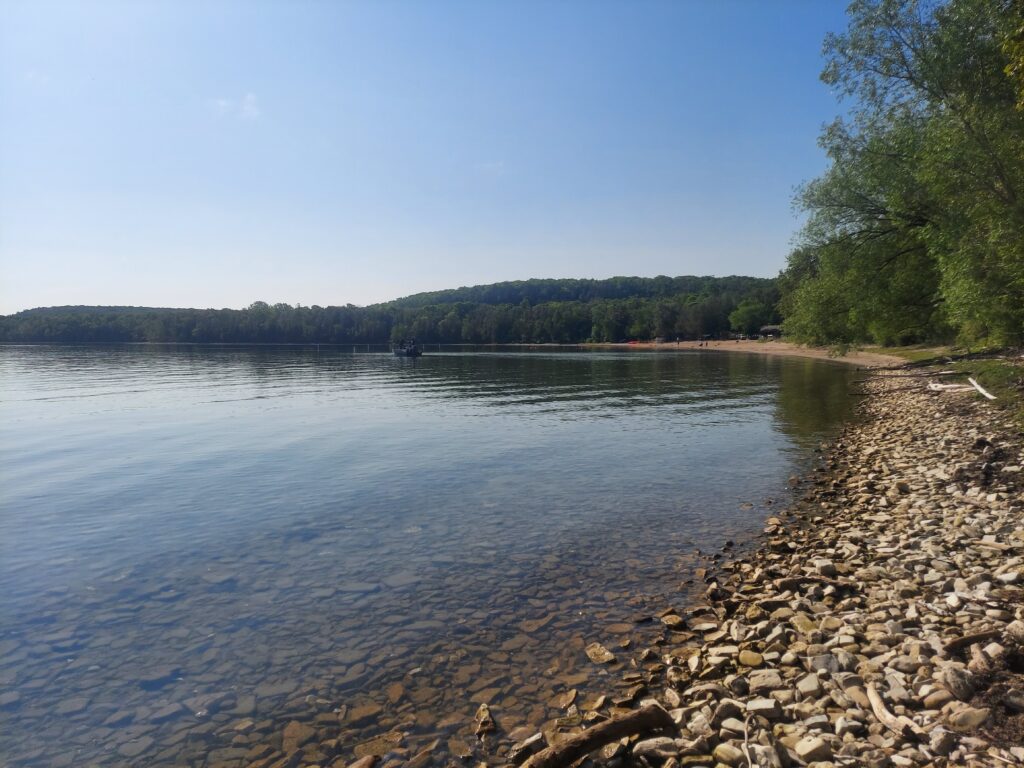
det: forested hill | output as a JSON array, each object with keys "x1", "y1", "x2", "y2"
[
  {"x1": 0, "y1": 275, "x2": 780, "y2": 344},
  {"x1": 385, "y1": 276, "x2": 769, "y2": 308}
]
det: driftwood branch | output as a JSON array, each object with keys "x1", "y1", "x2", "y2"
[
  {"x1": 944, "y1": 628, "x2": 1001, "y2": 656},
  {"x1": 773, "y1": 575, "x2": 857, "y2": 593},
  {"x1": 887, "y1": 370, "x2": 958, "y2": 378},
  {"x1": 866, "y1": 682, "x2": 926, "y2": 741},
  {"x1": 968, "y1": 377, "x2": 997, "y2": 400},
  {"x1": 927, "y1": 382, "x2": 973, "y2": 392},
  {"x1": 522, "y1": 703, "x2": 675, "y2": 768}
]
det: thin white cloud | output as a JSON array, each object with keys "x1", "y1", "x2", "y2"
[
  {"x1": 239, "y1": 93, "x2": 261, "y2": 120},
  {"x1": 209, "y1": 93, "x2": 262, "y2": 121},
  {"x1": 23, "y1": 69, "x2": 51, "y2": 86},
  {"x1": 475, "y1": 160, "x2": 506, "y2": 177}
]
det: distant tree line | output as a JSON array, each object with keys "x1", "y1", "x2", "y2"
[
  {"x1": 780, "y1": 0, "x2": 1024, "y2": 347},
  {"x1": 0, "y1": 276, "x2": 780, "y2": 344}
]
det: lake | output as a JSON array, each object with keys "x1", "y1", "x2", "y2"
[{"x1": 0, "y1": 345, "x2": 859, "y2": 766}]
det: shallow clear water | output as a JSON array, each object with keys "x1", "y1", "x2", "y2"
[{"x1": 0, "y1": 345, "x2": 857, "y2": 766}]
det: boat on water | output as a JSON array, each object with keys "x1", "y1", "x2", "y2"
[{"x1": 392, "y1": 339, "x2": 423, "y2": 357}]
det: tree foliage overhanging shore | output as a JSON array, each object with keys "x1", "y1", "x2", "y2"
[
  {"x1": 779, "y1": 0, "x2": 1024, "y2": 348},
  {"x1": 0, "y1": 276, "x2": 780, "y2": 345}
]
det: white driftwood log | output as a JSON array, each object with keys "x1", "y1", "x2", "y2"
[
  {"x1": 968, "y1": 377, "x2": 997, "y2": 400},
  {"x1": 866, "y1": 682, "x2": 927, "y2": 741}
]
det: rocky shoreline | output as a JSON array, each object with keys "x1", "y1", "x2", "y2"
[
  {"x1": 246, "y1": 363, "x2": 1023, "y2": 768},
  {"x1": 488, "y1": 364, "x2": 1022, "y2": 768}
]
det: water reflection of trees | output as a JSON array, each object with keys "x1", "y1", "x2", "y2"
[
  {"x1": 378, "y1": 351, "x2": 781, "y2": 410},
  {"x1": 772, "y1": 358, "x2": 858, "y2": 448},
  {"x1": 6, "y1": 346, "x2": 857, "y2": 438}
]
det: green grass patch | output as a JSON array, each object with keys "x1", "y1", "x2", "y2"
[
  {"x1": 867, "y1": 344, "x2": 957, "y2": 363},
  {"x1": 862, "y1": 343, "x2": 1009, "y2": 364}
]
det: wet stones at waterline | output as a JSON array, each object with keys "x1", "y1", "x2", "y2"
[{"x1": 497, "y1": 367, "x2": 1024, "y2": 768}]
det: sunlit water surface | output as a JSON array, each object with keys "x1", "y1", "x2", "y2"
[{"x1": 0, "y1": 346, "x2": 858, "y2": 766}]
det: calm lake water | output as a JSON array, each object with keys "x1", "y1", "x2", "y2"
[{"x1": 0, "y1": 345, "x2": 859, "y2": 766}]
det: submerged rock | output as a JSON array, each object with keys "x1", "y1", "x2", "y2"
[{"x1": 585, "y1": 643, "x2": 617, "y2": 664}]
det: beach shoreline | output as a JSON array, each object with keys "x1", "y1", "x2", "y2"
[{"x1": 586, "y1": 340, "x2": 906, "y2": 368}]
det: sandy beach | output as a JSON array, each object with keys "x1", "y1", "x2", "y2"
[{"x1": 590, "y1": 340, "x2": 906, "y2": 368}]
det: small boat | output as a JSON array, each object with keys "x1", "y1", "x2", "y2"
[{"x1": 392, "y1": 339, "x2": 423, "y2": 357}]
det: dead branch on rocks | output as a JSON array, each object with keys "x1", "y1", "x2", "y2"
[
  {"x1": 772, "y1": 575, "x2": 857, "y2": 594},
  {"x1": 866, "y1": 682, "x2": 927, "y2": 741},
  {"x1": 886, "y1": 370, "x2": 958, "y2": 378},
  {"x1": 521, "y1": 704, "x2": 675, "y2": 768},
  {"x1": 943, "y1": 628, "x2": 1001, "y2": 656}
]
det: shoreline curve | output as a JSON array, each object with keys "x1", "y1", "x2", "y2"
[{"x1": 586, "y1": 340, "x2": 905, "y2": 367}]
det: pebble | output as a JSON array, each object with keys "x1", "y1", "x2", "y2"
[
  {"x1": 746, "y1": 698, "x2": 783, "y2": 718},
  {"x1": 947, "y1": 705, "x2": 991, "y2": 731},
  {"x1": 117, "y1": 736, "x2": 155, "y2": 758},
  {"x1": 585, "y1": 642, "x2": 617, "y2": 664},
  {"x1": 738, "y1": 649, "x2": 763, "y2": 667},
  {"x1": 712, "y1": 741, "x2": 746, "y2": 765},
  {"x1": 794, "y1": 735, "x2": 832, "y2": 762}
]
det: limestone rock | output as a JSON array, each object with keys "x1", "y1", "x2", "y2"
[{"x1": 585, "y1": 642, "x2": 616, "y2": 664}]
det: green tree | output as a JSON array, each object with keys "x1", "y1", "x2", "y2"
[
  {"x1": 783, "y1": 0, "x2": 1024, "y2": 346},
  {"x1": 729, "y1": 299, "x2": 774, "y2": 336}
]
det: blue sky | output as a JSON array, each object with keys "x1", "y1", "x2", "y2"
[{"x1": 0, "y1": 0, "x2": 850, "y2": 313}]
